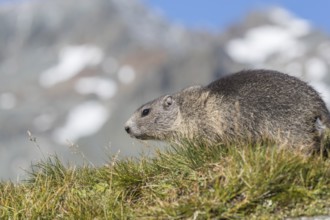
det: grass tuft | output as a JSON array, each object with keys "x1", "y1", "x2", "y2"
[{"x1": 1, "y1": 142, "x2": 330, "y2": 219}]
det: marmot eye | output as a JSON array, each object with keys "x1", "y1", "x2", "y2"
[{"x1": 142, "y1": 108, "x2": 150, "y2": 117}]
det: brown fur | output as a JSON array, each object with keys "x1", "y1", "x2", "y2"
[{"x1": 125, "y1": 69, "x2": 330, "y2": 152}]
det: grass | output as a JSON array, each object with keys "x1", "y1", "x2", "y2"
[{"x1": 1, "y1": 141, "x2": 330, "y2": 219}]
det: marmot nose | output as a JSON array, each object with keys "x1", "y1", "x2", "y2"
[{"x1": 125, "y1": 126, "x2": 131, "y2": 134}]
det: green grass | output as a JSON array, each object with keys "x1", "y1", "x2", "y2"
[{"x1": 1, "y1": 141, "x2": 330, "y2": 219}]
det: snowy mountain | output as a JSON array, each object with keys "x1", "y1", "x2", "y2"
[
  {"x1": 224, "y1": 8, "x2": 330, "y2": 103},
  {"x1": 0, "y1": 0, "x2": 330, "y2": 180}
]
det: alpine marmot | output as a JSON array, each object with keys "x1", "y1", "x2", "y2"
[{"x1": 125, "y1": 69, "x2": 330, "y2": 152}]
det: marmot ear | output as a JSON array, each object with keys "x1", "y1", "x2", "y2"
[{"x1": 162, "y1": 95, "x2": 173, "y2": 108}]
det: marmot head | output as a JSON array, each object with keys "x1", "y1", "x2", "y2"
[{"x1": 125, "y1": 95, "x2": 180, "y2": 140}]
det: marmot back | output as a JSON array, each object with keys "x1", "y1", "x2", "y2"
[{"x1": 125, "y1": 69, "x2": 330, "y2": 152}]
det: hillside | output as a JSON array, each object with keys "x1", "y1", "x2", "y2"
[
  {"x1": 1, "y1": 0, "x2": 330, "y2": 183},
  {"x1": 1, "y1": 142, "x2": 330, "y2": 219}
]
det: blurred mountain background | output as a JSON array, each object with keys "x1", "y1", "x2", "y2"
[{"x1": 1, "y1": 0, "x2": 330, "y2": 180}]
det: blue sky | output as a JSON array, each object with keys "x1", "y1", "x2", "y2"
[
  {"x1": 143, "y1": 0, "x2": 330, "y2": 33},
  {"x1": 0, "y1": 0, "x2": 329, "y2": 33}
]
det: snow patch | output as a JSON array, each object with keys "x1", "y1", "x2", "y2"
[
  {"x1": 75, "y1": 77, "x2": 118, "y2": 100},
  {"x1": 305, "y1": 58, "x2": 327, "y2": 81},
  {"x1": 269, "y1": 7, "x2": 310, "y2": 37},
  {"x1": 118, "y1": 65, "x2": 136, "y2": 84},
  {"x1": 53, "y1": 101, "x2": 109, "y2": 144},
  {"x1": 0, "y1": 93, "x2": 17, "y2": 109},
  {"x1": 226, "y1": 25, "x2": 306, "y2": 64},
  {"x1": 39, "y1": 45, "x2": 104, "y2": 87}
]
